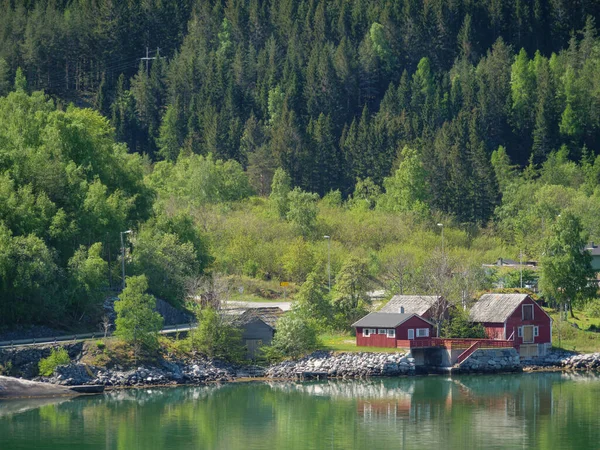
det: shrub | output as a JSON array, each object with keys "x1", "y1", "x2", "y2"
[
  {"x1": 585, "y1": 300, "x2": 600, "y2": 318},
  {"x1": 38, "y1": 348, "x2": 70, "y2": 376},
  {"x1": 264, "y1": 312, "x2": 319, "y2": 361},
  {"x1": 190, "y1": 307, "x2": 245, "y2": 362},
  {"x1": 443, "y1": 309, "x2": 487, "y2": 339}
]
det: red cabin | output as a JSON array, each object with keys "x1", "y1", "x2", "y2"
[
  {"x1": 470, "y1": 293, "x2": 552, "y2": 358},
  {"x1": 352, "y1": 312, "x2": 435, "y2": 348}
]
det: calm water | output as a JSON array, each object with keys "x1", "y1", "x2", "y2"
[{"x1": 1, "y1": 372, "x2": 599, "y2": 449}]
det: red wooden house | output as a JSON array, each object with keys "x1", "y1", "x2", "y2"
[
  {"x1": 470, "y1": 293, "x2": 552, "y2": 358},
  {"x1": 352, "y1": 312, "x2": 435, "y2": 348}
]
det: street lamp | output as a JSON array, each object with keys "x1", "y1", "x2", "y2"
[
  {"x1": 437, "y1": 223, "x2": 444, "y2": 255},
  {"x1": 324, "y1": 235, "x2": 331, "y2": 292},
  {"x1": 120, "y1": 230, "x2": 132, "y2": 290}
]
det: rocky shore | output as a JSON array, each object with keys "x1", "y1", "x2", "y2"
[
  {"x1": 5, "y1": 342, "x2": 600, "y2": 396},
  {"x1": 266, "y1": 351, "x2": 415, "y2": 379},
  {"x1": 39, "y1": 358, "x2": 266, "y2": 387}
]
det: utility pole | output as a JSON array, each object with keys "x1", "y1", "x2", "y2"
[{"x1": 140, "y1": 47, "x2": 160, "y2": 73}]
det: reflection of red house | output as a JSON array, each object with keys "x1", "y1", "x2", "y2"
[
  {"x1": 352, "y1": 313, "x2": 435, "y2": 348},
  {"x1": 470, "y1": 294, "x2": 552, "y2": 358}
]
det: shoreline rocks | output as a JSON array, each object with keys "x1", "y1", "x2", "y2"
[{"x1": 266, "y1": 351, "x2": 415, "y2": 379}]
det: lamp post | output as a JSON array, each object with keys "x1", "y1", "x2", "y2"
[
  {"x1": 324, "y1": 235, "x2": 331, "y2": 292},
  {"x1": 437, "y1": 223, "x2": 444, "y2": 255},
  {"x1": 120, "y1": 230, "x2": 132, "y2": 290}
]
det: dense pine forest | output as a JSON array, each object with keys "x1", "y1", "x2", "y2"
[{"x1": 2, "y1": 0, "x2": 600, "y2": 329}]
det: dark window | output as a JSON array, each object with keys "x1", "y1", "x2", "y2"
[{"x1": 522, "y1": 304, "x2": 533, "y2": 321}]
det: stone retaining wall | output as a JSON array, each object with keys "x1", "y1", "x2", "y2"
[
  {"x1": 457, "y1": 348, "x2": 521, "y2": 373},
  {"x1": 266, "y1": 351, "x2": 415, "y2": 379}
]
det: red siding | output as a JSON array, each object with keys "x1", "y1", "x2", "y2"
[
  {"x1": 481, "y1": 297, "x2": 552, "y2": 347},
  {"x1": 355, "y1": 316, "x2": 434, "y2": 348}
]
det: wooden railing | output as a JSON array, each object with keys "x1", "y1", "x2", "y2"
[{"x1": 396, "y1": 338, "x2": 514, "y2": 350}]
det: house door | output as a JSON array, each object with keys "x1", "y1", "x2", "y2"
[
  {"x1": 523, "y1": 326, "x2": 534, "y2": 343},
  {"x1": 245, "y1": 339, "x2": 263, "y2": 358},
  {"x1": 408, "y1": 329, "x2": 414, "y2": 340}
]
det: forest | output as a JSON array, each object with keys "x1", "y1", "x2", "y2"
[{"x1": 1, "y1": 0, "x2": 600, "y2": 330}]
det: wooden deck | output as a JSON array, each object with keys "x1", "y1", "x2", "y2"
[{"x1": 396, "y1": 338, "x2": 514, "y2": 350}]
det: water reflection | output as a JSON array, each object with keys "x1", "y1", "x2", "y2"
[{"x1": 1, "y1": 373, "x2": 600, "y2": 449}]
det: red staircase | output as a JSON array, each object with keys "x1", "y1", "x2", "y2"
[{"x1": 456, "y1": 341, "x2": 482, "y2": 364}]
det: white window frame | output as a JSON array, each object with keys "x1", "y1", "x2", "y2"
[
  {"x1": 408, "y1": 329, "x2": 415, "y2": 340},
  {"x1": 522, "y1": 304, "x2": 534, "y2": 321},
  {"x1": 518, "y1": 326, "x2": 523, "y2": 338},
  {"x1": 363, "y1": 328, "x2": 376, "y2": 337},
  {"x1": 378, "y1": 328, "x2": 387, "y2": 335},
  {"x1": 386, "y1": 329, "x2": 396, "y2": 338},
  {"x1": 534, "y1": 326, "x2": 539, "y2": 337},
  {"x1": 416, "y1": 328, "x2": 430, "y2": 338}
]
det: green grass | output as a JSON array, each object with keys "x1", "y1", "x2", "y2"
[
  {"x1": 547, "y1": 308, "x2": 600, "y2": 353},
  {"x1": 318, "y1": 332, "x2": 408, "y2": 353}
]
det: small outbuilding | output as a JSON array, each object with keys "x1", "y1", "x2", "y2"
[
  {"x1": 352, "y1": 312, "x2": 435, "y2": 348},
  {"x1": 470, "y1": 293, "x2": 552, "y2": 358},
  {"x1": 235, "y1": 307, "x2": 284, "y2": 358}
]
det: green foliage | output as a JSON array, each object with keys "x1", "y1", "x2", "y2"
[
  {"x1": 294, "y1": 271, "x2": 331, "y2": 327},
  {"x1": 114, "y1": 275, "x2": 164, "y2": 352},
  {"x1": 131, "y1": 225, "x2": 201, "y2": 305},
  {"x1": 264, "y1": 312, "x2": 319, "y2": 361},
  {"x1": 443, "y1": 309, "x2": 487, "y2": 339},
  {"x1": 331, "y1": 256, "x2": 371, "y2": 328},
  {"x1": 585, "y1": 300, "x2": 600, "y2": 319},
  {"x1": 286, "y1": 188, "x2": 319, "y2": 236},
  {"x1": 149, "y1": 153, "x2": 252, "y2": 207},
  {"x1": 189, "y1": 308, "x2": 245, "y2": 362},
  {"x1": 378, "y1": 146, "x2": 429, "y2": 214},
  {"x1": 38, "y1": 348, "x2": 70, "y2": 376},
  {"x1": 270, "y1": 168, "x2": 291, "y2": 218},
  {"x1": 540, "y1": 213, "x2": 596, "y2": 315}
]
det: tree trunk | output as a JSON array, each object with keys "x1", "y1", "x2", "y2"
[{"x1": 569, "y1": 301, "x2": 575, "y2": 319}]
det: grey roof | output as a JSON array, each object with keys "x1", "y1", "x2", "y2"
[
  {"x1": 379, "y1": 295, "x2": 441, "y2": 315},
  {"x1": 352, "y1": 312, "x2": 429, "y2": 328},
  {"x1": 235, "y1": 307, "x2": 284, "y2": 329},
  {"x1": 585, "y1": 243, "x2": 600, "y2": 256},
  {"x1": 469, "y1": 294, "x2": 530, "y2": 323}
]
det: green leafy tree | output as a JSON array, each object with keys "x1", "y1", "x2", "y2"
[
  {"x1": 67, "y1": 243, "x2": 108, "y2": 320},
  {"x1": 331, "y1": 256, "x2": 371, "y2": 327},
  {"x1": 294, "y1": 270, "x2": 331, "y2": 327},
  {"x1": 190, "y1": 307, "x2": 245, "y2": 362},
  {"x1": 443, "y1": 309, "x2": 487, "y2": 338},
  {"x1": 286, "y1": 188, "x2": 319, "y2": 237},
  {"x1": 270, "y1": 168, "x2": 291, "y2": 218},
  {"x1": 114, "y1": 275, "x2": 164, "y2": 353},
  {"x1": 540, "y1": 212, "x2": 596, "y2": 317},
  {"x1": 264, "y1": 311, "x2": 319, "y2": 360},
  {"x1": 131, "y1": 227, "x2": 200, "y2": 306},
  {"x1": 378, "y1": 146, "x2": 429, "y2": 213}
]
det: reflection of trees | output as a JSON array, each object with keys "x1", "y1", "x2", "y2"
[{"x1": 2, "y1": 375, "x2": 600, "y2": 449}]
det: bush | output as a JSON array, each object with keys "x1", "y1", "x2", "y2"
[
  {"x1": 190, "y1": 307, "x2": 245, "y2": 362},
  {"x1": 443, "y1": 309, "x2": 487, "y2": 339},
  {"x1": 38, "y1": 348, "x2": 70, "y2": 376},
  {"x1": 585, "y1": 300, "x2": 600, "y2": 318},
  {"x1": 264, "y1": 312, "x2": 319, "y2": 361}
]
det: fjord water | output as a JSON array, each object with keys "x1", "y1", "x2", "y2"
[{"x1": 1, "y1": 373, "x2": 599, "y2": 450}]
